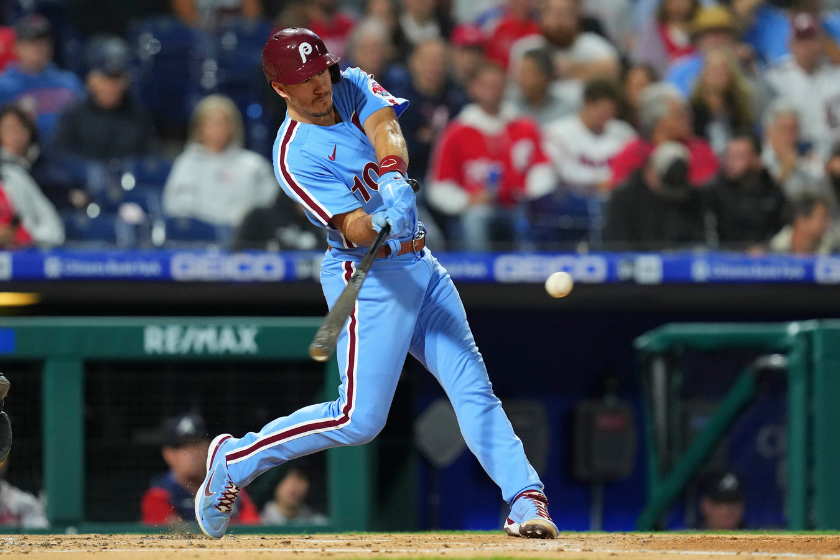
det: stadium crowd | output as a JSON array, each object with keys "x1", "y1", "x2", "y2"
[{"x1": 0, "y1": 0, "x2": 838, "y2": 252}]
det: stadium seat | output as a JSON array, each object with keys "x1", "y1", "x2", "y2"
[
  {"x1": 124, "y1": 156, "x2": 173, "y2": 188},
  {"x1": 61, "y1": 209, "x2": 118, "y2": 246},
  {"x1": 163, "y1": 217, "x2": 233, "y2": 246}
]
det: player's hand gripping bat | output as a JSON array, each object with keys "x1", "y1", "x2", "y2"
[
  {"x1": 309, "y1": 178, "x2": 419, "y2": 362},
  {"x1": 0, "y1": 374, "x2": 11, "y2": 467}
]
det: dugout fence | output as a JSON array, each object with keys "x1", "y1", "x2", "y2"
[
  {"x1": 0, "y1": 317, "x2": 400, "y2": 533},
  {"x1": 635, "y1": 321, "x2": 840, "y2": 531}
]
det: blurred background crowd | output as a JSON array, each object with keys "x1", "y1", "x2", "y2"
[{"x1": 0, "y1": 0, "x2": 839, "y2": 253}]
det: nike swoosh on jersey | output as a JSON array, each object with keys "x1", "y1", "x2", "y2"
[{"x1": 329, "y1": 145, "x2": 337, "y2": 161}]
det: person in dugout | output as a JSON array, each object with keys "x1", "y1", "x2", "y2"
[{"x1": 141, "y1": 414, "x2": 259, "y2": 526}]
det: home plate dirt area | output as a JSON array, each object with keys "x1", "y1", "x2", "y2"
[{"x1": 4, "y1": 533, "x2": 840, "y2": 560}]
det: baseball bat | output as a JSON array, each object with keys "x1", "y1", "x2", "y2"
[
  {"x1": 309, "y1": 223, "x2": 390, "y2": 362},
  {"x1": 308, "y1": 179, "x2": 420, "y2": 362}
]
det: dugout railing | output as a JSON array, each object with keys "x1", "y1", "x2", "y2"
[
  {"x1": 0, "y1": 317, "x2": 390, "y2": 533},
  {"x1": 635, "y1": 321, "x2": 840, "y2": 531}
]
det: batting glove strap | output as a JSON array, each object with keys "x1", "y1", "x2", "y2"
[{"x1": 379, "y1": 172, "x2": 415, "y2": 212}]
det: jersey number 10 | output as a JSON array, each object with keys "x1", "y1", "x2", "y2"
[{"x1": 350, "y1": 161, "x2": 381, "y2": 202}]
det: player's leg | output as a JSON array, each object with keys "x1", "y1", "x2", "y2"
[
  {"x1": 196, "y1": 255, "x2": 429, "y2": 538},
  {"x1": 408, "y1": 251, "x2": 558, "y2": 538}
]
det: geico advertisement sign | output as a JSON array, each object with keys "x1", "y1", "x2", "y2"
[
  {"x1": 493, "y1": 254, "x2": 608, "y2": 283},
  {"x1": 171, "y1": 253, "x2": 285, "y2": 281},
  {"x1": 144, "y1": 325, "x2": 259, "y2": 355}
]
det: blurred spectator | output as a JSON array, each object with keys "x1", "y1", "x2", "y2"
[
  {"x1": 621, "y1": 64, "x2": 658, "y2": 131},
  {"x1": 509, "y1": 0, "x2": 621, "y2": 101},
  {"x1": 665, "y1": 5, "x2": 740, "y2": 97},
  {"x1": 172, "y1": 0, "x2": 264, "y2": 28},
  {"x1": 485, "y1": 0, "x2": 539, "y2": 69},
  {"x1": 609, "y1": 83, "x2": 718, "y2": 190},
  {"x1": 583, "y1": 0, "x2": 634, "y2": 54},
  {"x1": 0, "y1": 457, "x2": 49, "y2": 529},
  {"x1": 428, "y1": 63, "x2": 555, "y2": 250},
  {"x1": 632, "y1": 0, "x2": 699, "y2": 77},
  {"x1": 738, "y1": 0, "x2": 840, "y2": 66},
  {"x1": 260, "y1": 468, "x2": 328, "y2": 525},
  {"x1": 699, "y1": 470, "x2": 745, "y2": 531},
  {"x1": 0, "y1": 157, "x2": 65, "y2": 248},
  {"x1": 0, "y1": 25, "x2": 15, "y2": 72},
  {"x1": 396, "y1": 0, "x2": 454, "y2": 60},
  {"x1": 770, "y1": 194, "x2": 838, "y2": 254},
  {"x1": 605, "y1": 141, "x2": 707, "y2": 249},
  {"x1": 766, "y1": 13, "x2": 840, "y2": 160},
  {"x1": 761, "y1": 99, "x2": 824, "y2": 199},
  {"x1": 163, "y1": 95, "x2": 279, "y2": 227},
  {"x1": 0, "y1": 105, "x2": 86, "y2": 211},
  {"x1": 53, "y1": 37, "x2": 157, "y2": 161},
  {"x1": 390, "y1": 39, "x2": 467, "y2": 182},
  {"x1": 449, "y1": 24, "x2": 486, "y2": 88},
  {"x1": 0, "y1": 14, "x2": 84, "y2": 139},
  {"x1": 306, "y1": 0, "x2": 356, "y2": 59},
  {"x1": 511, "y1": 48, "x2": 577, "y2": 124},
  {"x1": 543, "y1": 79, "x2": 635, "y2": 195},
  {"x1": 690, "y1": 48, "x2": 755, "y2": 156},
  {"x1": 825, "y1": 141, "x2": 840, "y2": 216},
  {"x1": 709, "y1": 134, "x2": 785, "y2": 249},
  {"x1": 345, "y1": 18, "x2": 397, "y2": 83},
  {"x1": 234, "y1": 192, "x2": 322, "y2": 250},
  {"x1": 142, "y1": 414, "x2": 260, "y2": 525}
]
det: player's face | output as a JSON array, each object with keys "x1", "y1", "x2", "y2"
[{"x1": 276, "y1": 69, "x2": 334, "y2": 119}]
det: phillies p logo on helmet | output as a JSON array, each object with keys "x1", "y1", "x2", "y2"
[{"x1": 299, "y1": 42, "x2": 313, "y2": 63}]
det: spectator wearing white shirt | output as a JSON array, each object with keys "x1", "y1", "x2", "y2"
[
  {"x1": 163, "y1": 95, "x2": 279, "y2": 227},
  {"x1": 543, "y1": 79, "x2": 635, "y2": 195},
  {"x1": 761, "y1": 98, "x2": 825, "y2": 200},
  {"x1": 766, "y1": 12, "x2": 840, "y2": 160},
  {"x1": 0, "y1": 457, "x2": 48, "y2": 529},
  {"x1": 509, "y1": 0, "x2": 620, "y2": 104}
]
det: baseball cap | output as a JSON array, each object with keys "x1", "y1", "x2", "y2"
[
  {"x1": 792, "y1": 12, "x2": 819, "y2": 40},
  {"x1": 689, "y1": 6, "x2": 738, "y2": 38},
  {"x1": 162, "y1": 413, "x2": 208, "y2": 448},
  {"x1": 701, "y1": 470, "x2": 744, "y2": 503},
  {"x1": 86, "y1": 36, "x2": 130, "y2": 77},
  {"x1": 450, "y1": 24, "x2": 485, "y2": 48},
  {"x1": 15, "y1": 14, "x2": 52, "y2": 42}
]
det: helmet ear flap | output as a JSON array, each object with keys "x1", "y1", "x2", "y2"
[{"x1": 329, "y1": 64, "x2": 341, "y2": 84}]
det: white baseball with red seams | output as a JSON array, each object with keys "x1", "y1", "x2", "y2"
[{"x1": 545, "y1": 271, "x2": 574, "y2": 298}]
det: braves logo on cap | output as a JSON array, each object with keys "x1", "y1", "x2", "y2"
[{"x1": 299, "y1": 42, "x2": 313, "y2": 63}]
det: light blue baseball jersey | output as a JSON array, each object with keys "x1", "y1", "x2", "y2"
[
  {"x1": 273, "y1": 67, "x2": 416, "y2": 258},
  {"x1": 224, "y1": 65, "x2": 545, "y2": 516}
]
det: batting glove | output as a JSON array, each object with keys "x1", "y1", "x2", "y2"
[
  {"x1": 372, "y1": 206, "x2": 416, "y2": 239},
  {"x1": 378, "y1": 171, "x2": 416, "y2": 213}
]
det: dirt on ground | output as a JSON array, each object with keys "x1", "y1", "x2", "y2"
[{"x1": 3, "y1": 533, "x2": 840, "y2": 560}]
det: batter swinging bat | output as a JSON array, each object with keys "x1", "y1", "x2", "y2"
[{"x1": 309, "y1": 179, "x2": 419, "y2": 362}]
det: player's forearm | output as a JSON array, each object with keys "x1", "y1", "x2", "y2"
[
  {"x1": 333, "y1": 208, "x2": 379, "y2": 246},
  {"x1": 364, "y1": 108, "x2": 410, "y2": 173}
]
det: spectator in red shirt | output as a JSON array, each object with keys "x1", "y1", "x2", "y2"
[
  {"x1": 428, "y1": 63, "x2": 555, "y2": 250},
  {"x1": 306, "y1": 0, "x2": 356, "y2": 59},
  {"x1": 141, "y1": 414, "x2": 259, "y2": 526},
  {"x1": 485, "y1": 0, "x2": 539, "y2": 69},
  {"x1": 608, "y1": 82, "x2": 718, "y2": 190}
]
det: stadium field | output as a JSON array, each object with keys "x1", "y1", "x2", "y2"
[{"x1": 4, "y1": 533, "x2": 840, "y2": 560}]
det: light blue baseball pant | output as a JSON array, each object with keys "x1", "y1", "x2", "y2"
[{"x1": 224, "y1": 248, "x2": 542, "y2": 503}]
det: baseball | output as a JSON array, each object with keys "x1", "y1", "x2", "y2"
[{"x1": 545, "y1": 272, "x2": 574, "y2": 298}]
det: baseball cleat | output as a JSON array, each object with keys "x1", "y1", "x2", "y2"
[
  {"x1": 195, "y1": 433, "x2": 239, "y2": 539},
  {"x1": 504, "y1": 490, "x2": 558, "y2": 539}
]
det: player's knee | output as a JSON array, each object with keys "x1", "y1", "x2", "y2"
[{"x1": 343, "y1": 414, "x2": 387, "y2": 445}]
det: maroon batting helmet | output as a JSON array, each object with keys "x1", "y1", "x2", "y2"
[{"x1": 263, "y1": 28, "x2": 341, "y2": 85}]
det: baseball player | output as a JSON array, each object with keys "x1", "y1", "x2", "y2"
[{"x1": 194, "y1": 28, "x2": 557, "y2": 540}]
